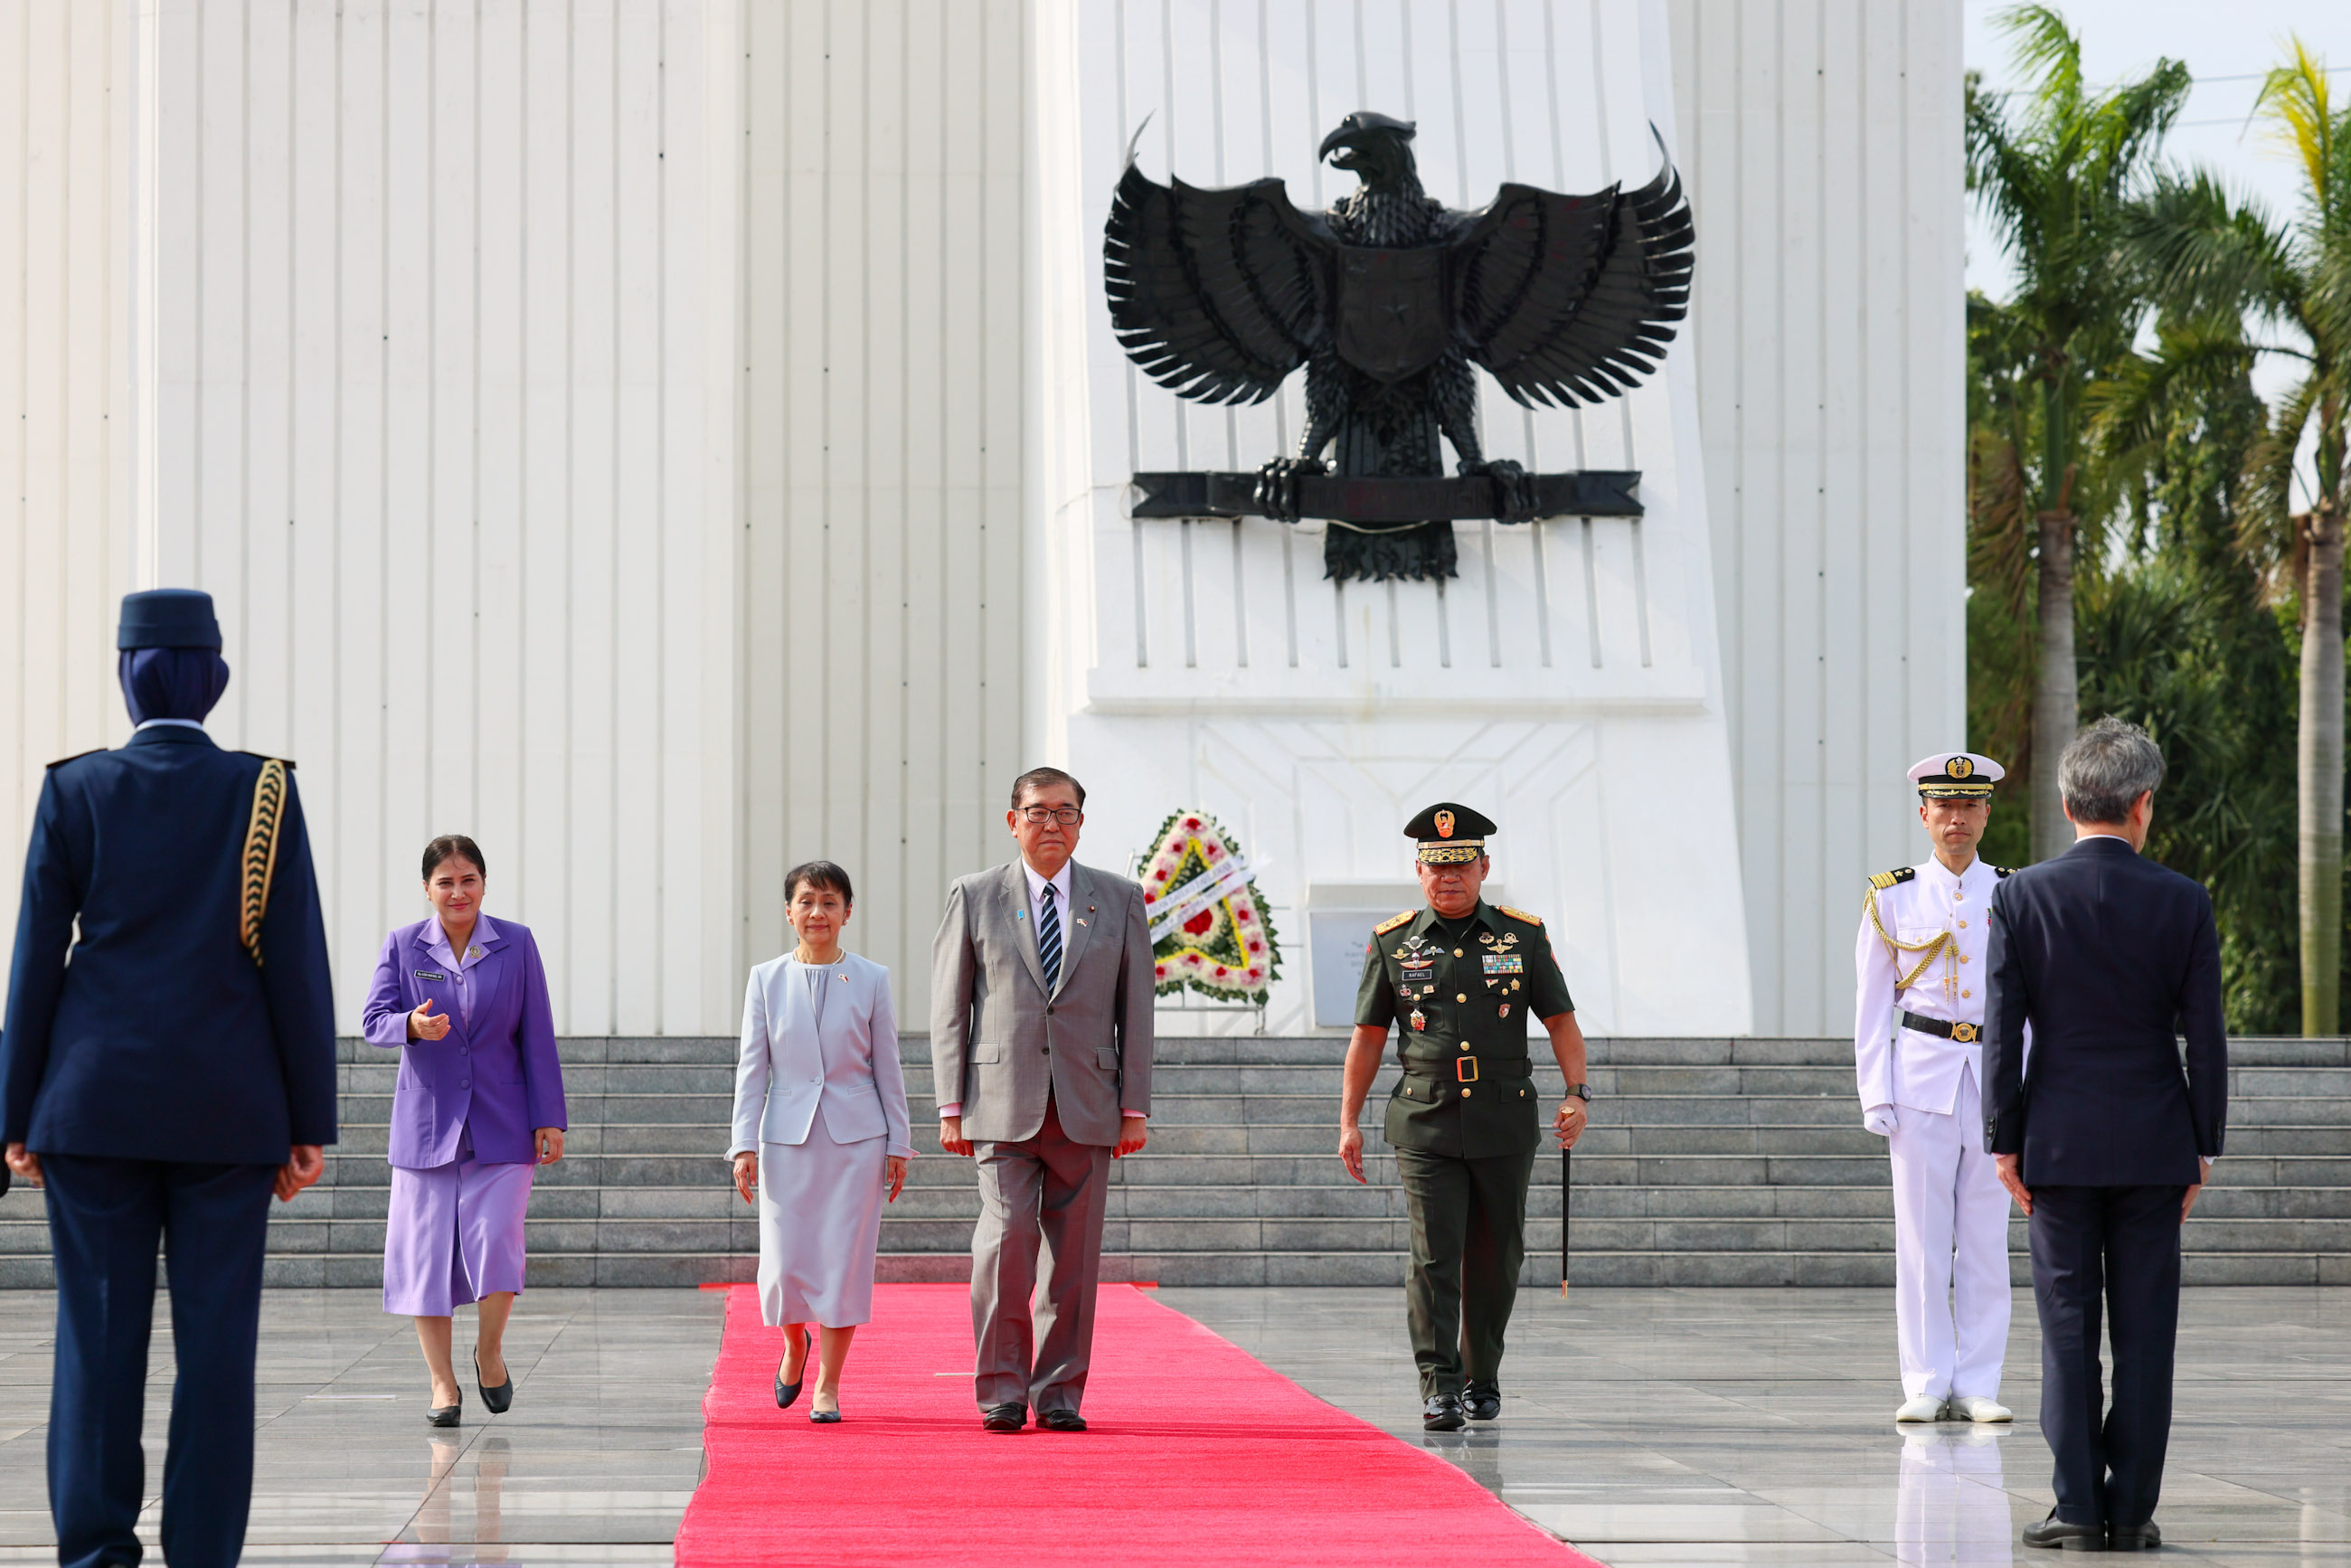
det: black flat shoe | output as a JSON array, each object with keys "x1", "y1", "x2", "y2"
[
  {"x1": 774, "y1": 1329, "x2": 810, "y2": 1411},
  {"x1": 474, "y1": 1348, "x2": 514, "y2": 1415},
  {"x1": 1464, "y1": 1382, "x2": 1502, "y2": 1422},
  {"x1": 981, "y1": 1403, "x2": 1027, "y2": 1432},
  {"x1": 2024, "y1": 1510, "x2": 2108, "y2": 1552},
  {"x1": 1039, "y1": 1408, "x2": 1087, "y2": 1431},
  {"x1": 425, "y1": 1399, "x2": 460, "y2": 1428},
  {"x1": 1422, "y1": 1393, "x2": 1466, "y2": 1432},
  {"x1": 2109, "y1": 1522, "x2": 2160, "y2": 1552}
]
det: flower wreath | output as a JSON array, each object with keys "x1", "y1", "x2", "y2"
[{"x1": 1137, "y1": 808, "x2": 1281, "y2": 1005}]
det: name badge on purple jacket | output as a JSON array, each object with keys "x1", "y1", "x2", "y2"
[{"x1": 414, "y1": 968, "x2": 448, "y2": 981}]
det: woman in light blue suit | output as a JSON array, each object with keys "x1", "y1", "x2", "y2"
[{"x1": 728, "y1": 860, "x2": 911, "y2": 1422}]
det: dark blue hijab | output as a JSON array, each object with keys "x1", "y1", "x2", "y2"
[{"x1": 118, "y1": 647, "x2": 231, "y2": 725}]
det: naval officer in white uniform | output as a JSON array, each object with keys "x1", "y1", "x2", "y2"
[{"x1": 1855, "y1": 752, "x2": 2020, "y2": 1425}]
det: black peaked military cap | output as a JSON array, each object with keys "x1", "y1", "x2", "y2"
[
  {"x1": 1405, "y1": 801, "x2": 1497, "y2": 865},
  {"x1": 117, "y1": 588, "x2": 222, "y2": 651}
]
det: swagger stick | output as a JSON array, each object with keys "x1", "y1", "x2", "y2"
[{"x1": 1560, "y1": 1148, "x2": 1572, "y2": 1297}]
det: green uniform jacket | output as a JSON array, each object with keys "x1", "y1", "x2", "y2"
[{"x1": 1355, "y1": 901, "x2": 1575, "y2": 1158}]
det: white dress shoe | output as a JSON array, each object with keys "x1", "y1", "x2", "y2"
[
  {"x1": 1949, "y1": 1394, "x2": 2012, "y2": 1423},
  {"x1": 1894, "y1": 1394, "x2": 1947, "y2": 1422}
]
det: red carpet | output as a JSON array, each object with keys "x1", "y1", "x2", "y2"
[{"x1": 675, "y1": 1282, "x2": 1599, "y2": 1566}]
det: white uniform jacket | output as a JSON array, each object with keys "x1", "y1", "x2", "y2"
[
  {"x1": 1853, "y1": 857, "x2": 2028, "y2": 1117},
  {"x1": 729, "y1": 952, "x2": 913, "y2": 1158}
]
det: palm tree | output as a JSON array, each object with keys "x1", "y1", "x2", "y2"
[
  {"x1": 1966, "y1": 5, "x2": 2189, "y2": 860},
  {"x1": 2132, "y1": 41, "x2": 2349, "y2": 1031}
]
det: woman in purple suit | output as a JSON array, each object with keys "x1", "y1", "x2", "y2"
[{"x1": 361, "y1": 836, "x2": 568, "y2": 1425}]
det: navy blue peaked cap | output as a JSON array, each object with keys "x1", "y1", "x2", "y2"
[{"x1": 117, "y1": 588, "x2": 222, "y2": 651}]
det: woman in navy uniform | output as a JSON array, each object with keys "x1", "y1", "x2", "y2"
[{"x1": 1, "y1": 590, "x2": 338, "y2": 1568}]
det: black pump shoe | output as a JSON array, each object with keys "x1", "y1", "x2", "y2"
[
  {"x1": 426, "y1": 1394, "x2": 461, "y2": 1428},
  {"x1": 474, "y1": 1348, "x2": 515, "y2": 1415},
  {"x1": 774, "y1": 1328, "x2": 810, "y2": 1411}
]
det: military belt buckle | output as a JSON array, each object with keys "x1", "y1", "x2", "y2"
[
  {"x1": 1950, "y1": 1023, "x2": 1978, "y2": 1044},
  {"x1": 1455, "y1": 1057, "x2": 1480, "y2": 1083}
]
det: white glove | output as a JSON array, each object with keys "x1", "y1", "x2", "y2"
[{"x1": 1863, "y1": 1104, "x2": 1898, "y2": 1137}]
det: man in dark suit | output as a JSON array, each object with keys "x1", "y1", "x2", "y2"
[
  {"x1": 1984, "y1": 716, "x2": 2226, "y2": 1554},
  {"x1": 2, "y1": 589, "x2": 338, "y2": 1568}
]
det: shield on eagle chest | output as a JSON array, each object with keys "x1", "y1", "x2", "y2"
[{"x1": 1335, "y1": 247, "x2": 1450, "y2": 383}]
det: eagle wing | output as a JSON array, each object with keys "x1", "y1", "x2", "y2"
[
  {"x1": 1449, "y1": 153, "x2": 1694, "y2": 409},
  {"x1": 1103, "y1": 163, "x2": 1335, "y2": 406}
]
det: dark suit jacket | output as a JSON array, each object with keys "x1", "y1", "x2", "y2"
[
  {"x1": 1983, "y1": 834, "x2": 2225, "y2": 1186},
  {"x1": 1, "y1": 726, "x2": 338, "y2": 1164}
]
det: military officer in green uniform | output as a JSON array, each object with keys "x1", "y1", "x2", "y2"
[{"x1": 1339, "y1": 802, "x2": 1591, "y2": 1431}]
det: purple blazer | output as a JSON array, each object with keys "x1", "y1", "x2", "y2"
[{"x1": 360, "y1": 916, "x2": 567, "y2": 1169}]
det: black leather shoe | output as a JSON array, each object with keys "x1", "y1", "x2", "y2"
[
  {"x1": 425, "y1": 1400, "x2": 460, "y2": 1428},
  {"x1": 2023, "y1": 1510, "x2": 2108, "y2": 1552},
  {"x1": 1422, "y1": 1393, "x2": 1466, "y2": 1432},
  {"x1": 810, "y1": 1405, "x2": 843, "y2": 1424},
  {"x1": 982, "y1": 1403, "x2": 1027, "y2": 1432},
  {"x1": 474, "y1": 1348, "x2": 515, "y2": 1415},
  {"x1": 774, "y1": 1328, "x2": 810, "y2": 1411},
  {"x1": 2109, "y1": 1522, "x2": 2160, "y2": 1552},
  {"x1": 1040, "y1": 1408, "x2": 1088, "y2": 1431},
  {"x1": 1464, "y1": 1382, "x2": 1502, "y2": 1422}
]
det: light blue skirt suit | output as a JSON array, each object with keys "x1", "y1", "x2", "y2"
[{"x1": 728, "y1": 952, "x2": 911, "y2": 1327}]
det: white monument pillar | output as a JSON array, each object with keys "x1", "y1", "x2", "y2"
[{"x1": 1028, "y1": 0, "x2": 1751, "y2": 1037}]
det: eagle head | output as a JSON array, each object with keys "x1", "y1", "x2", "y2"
[{"x1": 1318, "y1": 111, "x2": 1420, "y2": 193}]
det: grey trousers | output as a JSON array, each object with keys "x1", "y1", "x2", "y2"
[{"x1": 970, "y1": 1097, "x2": 1113, "y2": 1412}]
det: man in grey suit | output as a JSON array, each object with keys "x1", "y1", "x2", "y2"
[{"x1": 931, "y1": 766, "x2": 1155, "y2": 1432}]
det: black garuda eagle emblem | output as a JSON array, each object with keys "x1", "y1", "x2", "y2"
[{"x1": 1105, "y1": 111, "x2": 1693, "y2": 582}]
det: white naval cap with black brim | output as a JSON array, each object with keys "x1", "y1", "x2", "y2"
[{"x1": 1908, "y1": 752, "x2": 2005, "y2": 799}]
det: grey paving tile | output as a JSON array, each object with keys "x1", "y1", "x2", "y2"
[{"x1": 1158, "y1": 1285, "x2": 2351, "y2": 1568}]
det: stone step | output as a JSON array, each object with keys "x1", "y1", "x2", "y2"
[
  {"x1": 334, "y1": 1034, "x2": 2351, "y2": 1071},
  {"x1": 2, "y1": 1243, "x2": 2345, "y2": 1291}
]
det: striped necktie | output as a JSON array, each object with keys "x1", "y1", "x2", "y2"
[{"x1": 1037, "y1": 883, "x2": 1062, "y2": 994}]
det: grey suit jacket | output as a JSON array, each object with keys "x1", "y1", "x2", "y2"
[{"x1": 929, "y1": 859, "x2": 1155, "y2": 1147}]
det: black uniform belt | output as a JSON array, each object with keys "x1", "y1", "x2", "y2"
[
  {"x1": 1404, "y1": 1056, "x2": 1531, "y2": 1083},
  {"x1": 1901, "y1": 1011, "x2": 1980, "y2": 1044}
]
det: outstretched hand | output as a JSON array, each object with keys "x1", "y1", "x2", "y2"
[
  {"x1": 2183, "y1": 1157, "x2": 2213, "y2": 1222},
  {"x1": 275, "y1": 1145, "x2": 325, "y2": 1203},
  {"x1": 1994, "y1": 1152, "x2": 2032, "y2": 1217},
  {"x1": 408, "y1": 997, "x2": 450, "y2": 1041}
]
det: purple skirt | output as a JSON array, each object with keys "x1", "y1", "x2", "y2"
[{"x1": 382, "y1": 1146, "x2": 535, "y2": 1317}]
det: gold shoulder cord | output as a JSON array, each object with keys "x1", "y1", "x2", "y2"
[
  {"x1": 240, "y1": 759, "x2": 288, "y2": 967},
  {"x1": 1863, "y1": 883, "x2": 1956, "y2": 1001}
]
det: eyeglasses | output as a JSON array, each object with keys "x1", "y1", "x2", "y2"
[{"x1": 1017, "y1": 805, "x2": 1082, "y2": 826}]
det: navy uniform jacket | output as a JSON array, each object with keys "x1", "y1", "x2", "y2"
[
  {"x1": 1, "y1": 726, "x2": 337, "y2": 1164},
  {"x1": 1982, "y1": 835, "x2": 2226, "y2": 1186}
]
